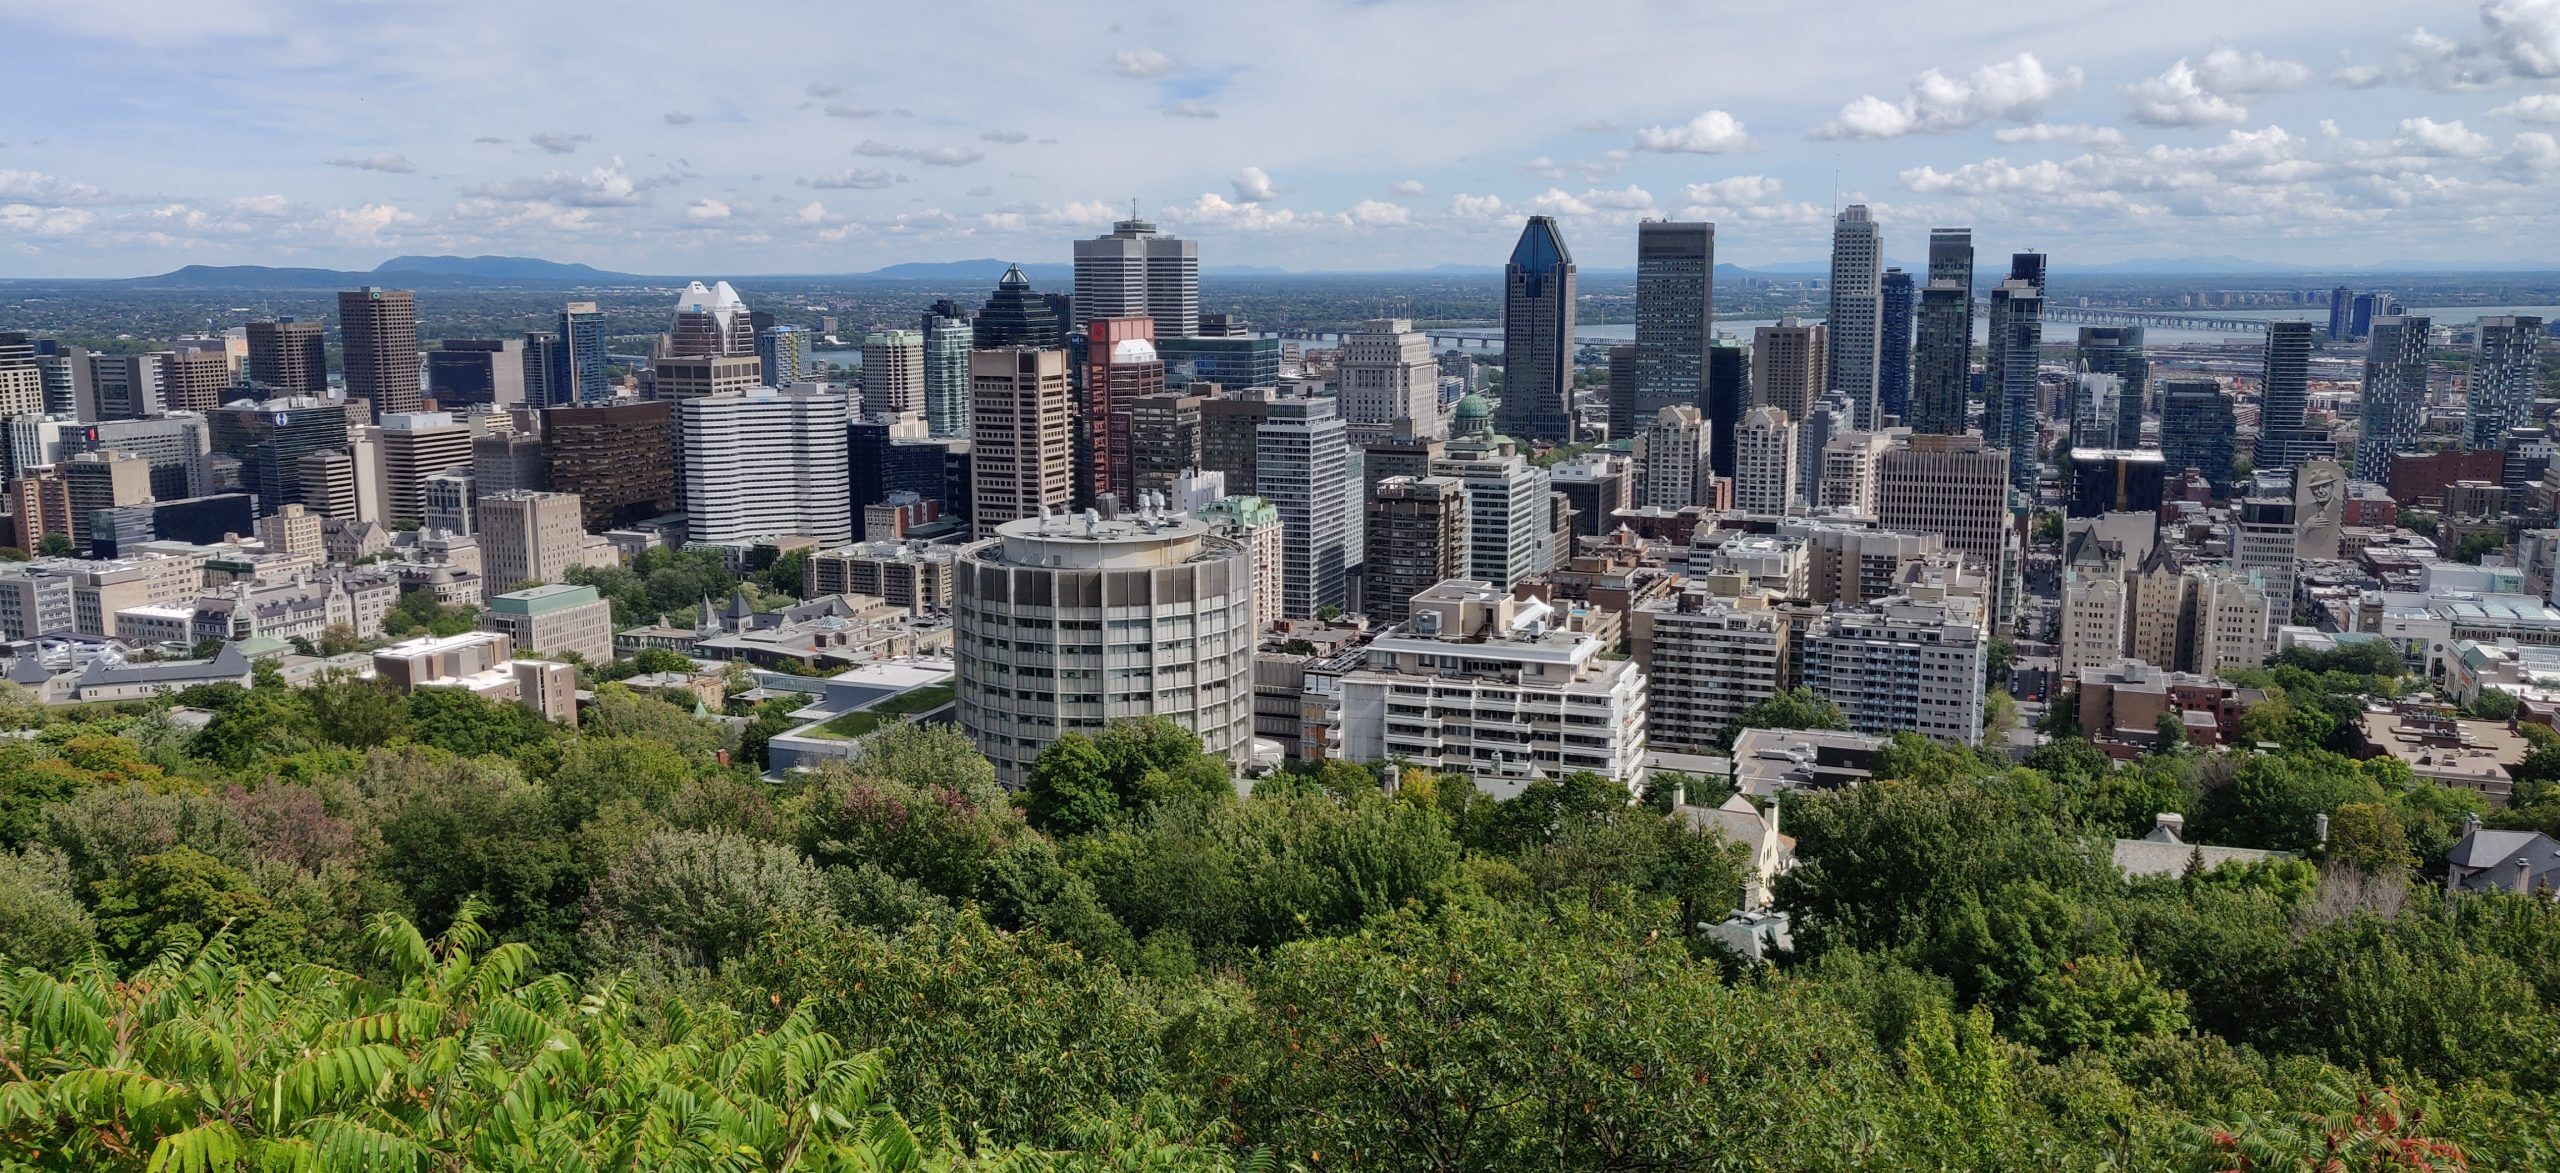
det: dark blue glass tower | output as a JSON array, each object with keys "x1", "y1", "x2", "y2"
[{"x1": 1879, "y1": 267, "x2": 1913, "y2": 423}]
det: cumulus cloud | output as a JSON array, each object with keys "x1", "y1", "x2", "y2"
[
  {"x1": 1577, "y1": 184, "x2": 1654, "y2": 209},
  {"x1": 1163, "y1": 100, "x2": 1218, "y2": 119},
  {"x1": 467, "y1": 161, "x2": 657, "y2": 206},
  {"x1": 979, "y1": 200, "x2": 1120, "y2": 231},
  {"x1": 1389, "y1": 179, "x2": 1426, "y2": 195},
  {"x1": 1168, "y1": 192, "x2": 1300, "y2": 230},
  {"x1": 1448, "y1": 193, "x2": 1507, "y2": 219},
  {"x1": 2125, "y1": 61, "x2": 2250, "y2": 127},
  {"x1": 806, "y1": 168, "x2": 900, "y2": 189},
  {"x1": 796, "y1": 201, "x2": 828, "y2": 224},
  {"x1": 980, "y1": 129, "x2": 1028, "y2": 143},
  {"x1": 2486, "y1": 0, "x2": 2560, "y2": 78},
  {"x1": 1813, "y1": 53, "x2": 2080, "y2": 139},
  {"x1": 0, "y1": 170, "x2": 109, "y2": 203},
  {"x1": 1343, "y1": 199, "x2": 1409, "y2": 226},
  {"x1": 2125, "y1": 48, "x2": 2308, "y2": 127},
  {"x1": 663, "y1": 111, "x2": 695, "y2": 125},
  {"x1": 2494, "y1": 92, "x2": 2560, "y2": 122},
  {"x1": 328, "y1": 151, "x2": 415, "y2": 174},
  {"x1": 1631, "y1": 109, "x2": 1753, "y2": 153},
  {"x1": 1674, "y1": 175, "x2": 1827, "y2": 223},
  {"x1": 529, "y1": 131, "x2": 591, "y2": 155},
  {"x1": 1232, "y1": 165, "x2": 1275, "y2": 202},
  {"x1": 319, "y1": 202, "x2": 411, "y2": 244},
  {"x1": 1110, "y1": 47, "x2": 1176, "y2": 77},
  {"x1": 1995, "y1": 123, "x2": 2130, "y2": 149},
  {"x1": 1520, "y1": 156, "x2": 1565, "y2": 179},
  {"x1": 0, "y1": 204, "x2": 97, "y2": 237},
  {"x1": 2394, "y1": 116, "x2": 2497, "y2": 157},
  {"x1": 685, "y1": 198, "x2": 731, "y2": 221},
  {"x1": 852, "y1": 140, "x2": 983, "y2": 166}
]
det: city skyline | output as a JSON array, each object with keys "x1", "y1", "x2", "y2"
[{"x1": 4, "y1": 1, "x2": 2560, "y2": 277}]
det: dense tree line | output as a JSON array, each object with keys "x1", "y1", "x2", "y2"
[{"x1": 1, "y1": 656, "x2": 2557, "y2": 1168}]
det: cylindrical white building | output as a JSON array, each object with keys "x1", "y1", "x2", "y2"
[{"x1": 954, "y1": 509, "x2": 1255, "y2": 786}]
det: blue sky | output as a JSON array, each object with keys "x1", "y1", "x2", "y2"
[{"x1": 4, "y1": 0, "x2": 2559, "y2": 277}]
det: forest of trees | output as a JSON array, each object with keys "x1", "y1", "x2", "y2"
[{"x1": 1, "y1": 646, "x2": 2558, "y2": 1169}]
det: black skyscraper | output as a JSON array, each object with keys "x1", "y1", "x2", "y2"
[
  {"x1": 973, "y1": 265, "x2": 1063, "y2": 349},
  {"x1": 1879, "y1": 267, "x2": 1913, "y2": 422},
  {"x1": 1496, "y1": 216, "x2": 1578, "y2": 443},
  {"x1": 1908, "y1": 228, "x2": 1975, "y2": 436},
  {"x1": 2076, "y1": 326, "x2": 2147, "y2": 449},
  {"x1": 1706, "y1": 344, "x2": 1747, "y2": 480}
]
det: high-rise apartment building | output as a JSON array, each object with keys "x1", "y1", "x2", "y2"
[
  {"x1": 1083, "y1": 318, "x2": 1163, "y2": 505},
  {"x1": 1819, "y1": 431, "x2": 1892, "y2": 516},
  {"x1": 861, "y1": 330, "x2": 926, "y2": 419},
  {"x1": 1797, "y1": 393, "x2": 1853, "y2": 507},
  {"x1": 1432, "y1": 427, "x2": 1551, "y2": 592},
  {"x1": 1733, "y1": 406, "x2": 1796, "y2": 515},
  {"x1": 59, "y1": 415, "x2": 212, "y2": 501},
  {"x1": 2159, "y1": 378, "x2": 2238, "y2": 488},
  {"x1": 1983, "y1": 260, "x2": 2046, "y2": 494},
  {"x1": 2328, "y1": 286, "x2": 2353, "y2": 340},
  {"x1": 1629, "y1": 220, "x2": 1714, "y2": 431},
  {"x1": 1365, "y1": 475, "x2": 1468, "y2": 626},
  {"x1": 2077, "y1": 326, "x2": 2147, "y2": 449},
  {"x1": 1907, "y1": 228, "x2": 1975, "y2": 437},
  {"x1": 257, "y1": 503, "x2": 324, "y2": 562},
  {"x1": 555, "y1": 302, "x2": 611, "y2": 404},
  {"x1": 542, "y1": 400, "x2": 677, "y2": 530},
  {"x1": 1879, "y1": 268, "x2": 1914, "y2": 423},
  {"x1": 160, "y1": 348, "x2": 232, "y2": 415},
  {"x1": 677, "y1": 387, "x2": 854, "y2": 546},
  {"x1": 1640, "y1": 404, "x2": 1711, "y2": 509},
  {"x1": 955, "y1": 512, "x2": 1255, "y2": 785},
  {"x1": 427, "y1": 339, "x2": 527, "y2": 409},
  {"x1": 472, "y1": 430, "x2": 548, "y2": 497},
  {"x1": 1195, "y1": 495, "x2": 1284, "y2": 632},
  {"x1": 339, "y1": 287, "x2": 421, "y2": 420},
  {"x1": 1826, "y1": 205, "x2": 1884, "y2": 428},
  {"x1": 1801, "y1": 582, "x2": 1986, "y2": 745},
  {"x1": 1337, "y1": 318, "x2": 1442, "y2": 443},
  {"x1": 1706, "y1": 343, "x2": 1747, "y2": 480},
  {"x1": 2470, "y1": 316, "x2": 2544, "y2": 449},
  {"x1": 1496, "y1": 216, "x2": 1578, "y2": 443},
  {"x1": 1631, "y1": 585, "x2": 1788, "y2": 752},
  {"x1": 1877, "y1": 434, "x2": 2011, "y2": 578},
  {"x1": 1256, "y1": 395, "x2": 1352, "y2": 618},
  {"x1": 1199, "y1": 387, "x2": 1275, "y2": 490},
  {"x1": 478, "y1": 490, "x2": 591, "y2": 598},
  {"x1": 669, "y1": 281, "x2": 757, "y2": 358},
  {"x1": 757, "y1": 324, "x2": 811, "y2": 389},
  {"x1": 246, "y1": 319, "x2": 328, "y2": 398},
  {"x1": 2253, "y1": 319, "x2": 2330, "y2": 474},
  {"x1": 2355, "y1": 316, "x2": 2432, "y2": 482},
  {"x1": 968, "y1": 348, "x2": 1074, "y2": 537},
  {"x1": 1751, "y1": 318, "x2": 1825, "y2": 423},
  {"x1": 920, "y1": 309, "x2": 973, "y2": 437},
  {"x1": 1073, "y1": 214, "x2": 1198, "y2": 337},
  {"x1": 0, "y1": 334, "x2": 41, "y2": 423},
  {"x1": 973, "y1": 265, "x2": 1064, "y2": 349},
  {"x1": 377, "y1": 412, "x2": 477, "y2": 529}
]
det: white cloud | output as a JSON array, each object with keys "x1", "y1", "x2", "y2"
[
  {"x1": 1163, "y1": 100, "x2": 1218, "y2": 119},
  {"x1": 1673, "y1": 175, "x2": 1826, "y2": 223},
  {"x1": 1813, "y1": 53, "x2": 2081, "y2": 139},
  {"x1": 1447, "y1": 194, "x2": 1507, "y2": 219},
  {"x1": 0, "y1": 204, "x2": 98, "y2": 237},
  {"x1": 2486, "y1": 0, "x2": 2560, "y2": 78},
  {"x1": 686, "y1": 198, "x2": 732, "y2": 221},
  {"x1": 1390, "y1": 179, "x2": 1426, "y2": 196},
  {"x1": 529, "y1": 131, "x2": 591, "y2": 155},
  {"x1": 978, "y1": 200, "x2": 1120, "y2": 231},
  {"x1": 319, "y1": 203, "x2": 410, "y2": 244},
  {"x1": 796, "y1": 201, "x2": 828, "y2": 224},
  {"x1": 2493, "y1": 92, "x2": 2560, "y2": 123},
  {"x1": 2334, "y1": 63, "x2": 2388, "y2": 88},
  {"x1": 807, "y1": 168, "x2": 900, "y2": 189},
  {"x1": 663, "y1": 111, "x2": 695, "y2": 126},
  {"x1": 1577, "y1": 184, "x2": 1654, "y2": 209},
  {"x1": 1232, "y1": 165, "x2": 1275, "y2": 202},
  {"x1": 1631, "y1": 109, "x2": 1752, "y2": 153},
  {"x1": 327, "y1": 151, "x2": 415, "y2": 174},
  {"x1": 1167, "y1": 192, "x2": 1300, "y2": 230},
  {"x1": 467, "y1": 162, "x2": 649, "y2": 206},
  {"x1": 1520, "y1": 156, "x2": 1565, "y2": 179},
  {"x1": 2395, "y1": 116, "x2": 2496, "y2": 157},
  {"x1": 980, "y1": 129, "x2": 1029, "y2": 144},
  {"x1": 1110, "y1": 47, "x2": 1175, "y2": 78},
  {"x1": 1344, "y1": 199, "x2": 1409, "y2": 226},
  {"x1": 1994, "y1": 123, "x2": 2129, "y2": 149},
  {"x1": 852, "y1": 140, "x2": 983, "y2": 167},
  {"x1": 2125, "y1": 60, "x2": 2250, "y2": 127},
  {"x1": 2191, "y1": 47, "x2": 2313, "y2": 93},
  {"x1": 0, "y1": 170, "x2": 109, "y2": 203}
]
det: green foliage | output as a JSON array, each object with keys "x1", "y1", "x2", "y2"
[
  {"x1": 0, "y1": 848, "x2": 95, "y2": 970},
  {"x1": 1024, "y1": 717, "x2": 1231, "y2": 835},
  {"x1": 2011, "y1": 954, "x2": 2190, "y2": 1058},
  {"x1": 566, "y1": 547, "x2": 743, "y2": 626},
  {"x1": 1722, "y1": 686, "x2": 1848, "y2": 747},
  {"x1": 34, "y1": 532, "x2": 75, "y2": 557},
  {"x1": 2469, "y1": 687, "x2": 2521, "y2": 721}
]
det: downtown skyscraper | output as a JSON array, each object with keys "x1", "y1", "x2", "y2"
[
  {"x1": 2468, "y1": 315, "x2": 2545, "y2": 449},
  {"x1": 1627, "y1": 220, "x2": 1714, "y2": 431},
  {"x1": 2253, "y1": 320, "x2": 2332, "y2": 476},
  {"x1": 339, "y1": 287, "x2": 421, "y2": 421},
  {"x1": 1907, "y1": 228, "x2": 1974, "y2": 436},
  {"x1": 1496, "y1": 216, "x2": 1578, "y2": 444},
  {"x1": 1982, "y1": 253, "x2": 2046, "y2": 495},
  {"x1": 1072, "y1": 213, "x2": 1199, "y2": 338},
  {"x1": 1826, "y1": 205, "x2": 1883, "y2": 429},
  {"x1": 1879, "y1": 267, "x2": 1913, "y2": 424},
  {"x1": 2355, "y1": 316, "x2": 2432, "y2": 482},
  {"x1": 2076, "y1": 326, "x2": 2147, "y2": 450}
]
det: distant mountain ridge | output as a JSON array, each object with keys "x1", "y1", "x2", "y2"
[{"x1": 372, "y1": 255, "x2": 643, "y2": 281}]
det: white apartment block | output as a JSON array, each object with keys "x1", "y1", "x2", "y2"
[
  {"x1": 677, "y1": 386, "x2": 854, "y2": 547},
  {"x1": 1640, "y1": 404, "x2": 1710, "y2": 510},
  {"x1": 1335, "y1": 318, "x2": 1443, "y2": 442},
  {"x1": 1801, "y1": 580, "x2": 1987, "y2": 745},
  {"x1": 1630, "y1": 584, "x2": 1788, "y2": 753},
  {"x1": 1733, "y1": 406, "x2": 1797, "y2": 516},
  {"x1": 1337, "y1": 581, "x2": 1649, "y2": 798}
]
